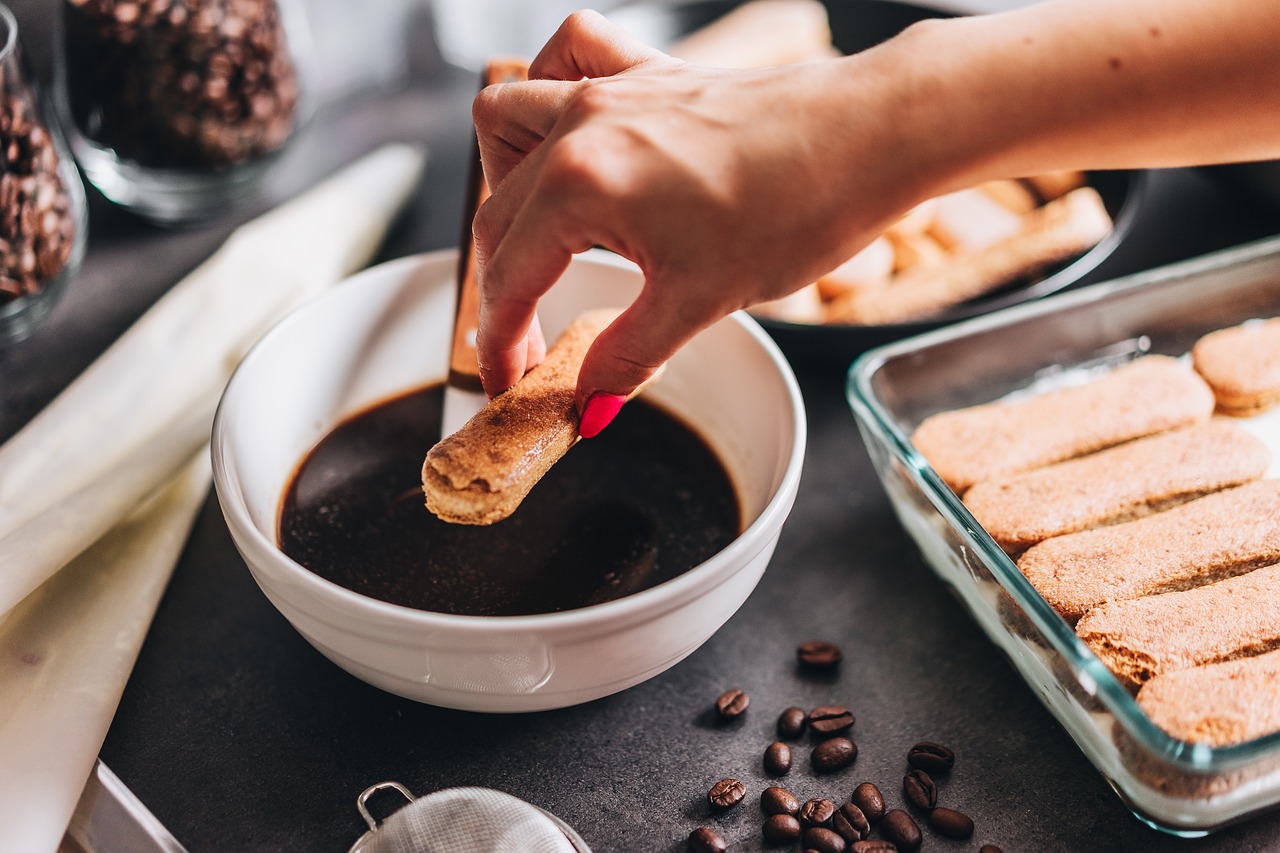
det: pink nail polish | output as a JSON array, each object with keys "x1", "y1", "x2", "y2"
[{"x1": 579, "y1": 392, "x2": 626, "y2": 439}]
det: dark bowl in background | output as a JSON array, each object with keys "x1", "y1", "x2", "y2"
[
  {"x1": 1201, "y1": 160, "x2": 1280, "y2": 211},
  {"x1": 607, "y1": 0, "x2": 1147, "y2": 371}
]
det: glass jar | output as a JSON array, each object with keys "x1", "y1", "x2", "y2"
[
  {"x1": 0, "y1": 2, "x2": 88, "y2": 344},
  {"x1": 56, "y1": 0, "x2": 313, "y2": 225}
]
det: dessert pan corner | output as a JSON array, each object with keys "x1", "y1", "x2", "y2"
[{"x1": 846, "y1": 233, "x2": 1280, "y2": 835}]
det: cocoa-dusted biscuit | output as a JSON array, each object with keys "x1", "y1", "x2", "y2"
[
  {"x1": 1024, "y1": 169, "x2": 1087, "y2": 202},
  {"x1": 1018, "y1": 480, "x2": 1280, "y2": 622},
  {"x1": 964, "y1": 421, "x2": 1269, "y2": 552},
  {"x1": 1191, "y1": 317, "x2": 1280, "y2": 416},
  {"x1": 424, "y1": 309, "x2": 631, "y2": 525},
  {"x1": 911, "y1": 355, "x2": 1215, "y2": 494},
  {"x1": 827, "y1": 186, "x2": 1112, "y2": 325},
  {"x1": 1077, "y1": 563, "x2": 1280, "y2": 691},
  {"x1": 1137, "y1": 646, "x2": 1280, "y2": 747}
]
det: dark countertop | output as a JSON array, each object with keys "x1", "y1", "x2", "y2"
[{"x1": 7, "y1": 2, "x2": 1280, "y2": 851}]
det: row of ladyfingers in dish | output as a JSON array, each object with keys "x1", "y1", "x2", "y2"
[
  {"x1": 912, "y1": 317, "x2": 1280, "y2": 748},
  {"x1": 754, "y1": 172, "x2": 1112, "y2": 326}
]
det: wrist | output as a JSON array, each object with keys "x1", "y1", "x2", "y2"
[{"x1": 810, "y1": 18, "x2": 1002, "y2": 230}]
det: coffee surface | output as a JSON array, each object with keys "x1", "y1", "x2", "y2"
[{"x1": 279, "y1": 385, "x2": 741, "y2": 616}]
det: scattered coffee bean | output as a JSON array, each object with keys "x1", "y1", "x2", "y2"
[
  {"x1": 979, "y1": 846, "x2": 1004, "y2": 853},
  {"x1": 833, "y1": 802, "x2": 871, "y2": 842},
  {"x1": 777, "y1": 706, "x2": 808, "y2": 739},
  {"x1": 688, "y1": 826, "x2": 727, "y2": 853},
  {"x1": 708, "y1": 778, "x2": 747, "y2": 810},
  {"x1": 880, "y1": 809, "x2": 922, "y2": 851},
  {"x1": 797, "y1": 640, "x2": 843, "y2": 669},
  {"x1": 809, "y1": 705, "x2": 855, "y2": 737},
  {"x1": 812, "y1": 736, "x2": 858, "y2": 772},
  {"x1": 715, "y1": 688, "x2": 749, "y2": 719},
  {"x1": 851, "y1": 841, "x2": 898, "y2": 853},
  {"x1": 761, "y1": 785, "x2": 801, "y2": 816},
  {"x1": 850, "y1": 782, "x2": 886, "y2": 822},
  {"x1": 764, "y1": 741, "x2": 792, "y2": 776},
  {"x1": 763, "y1": 813, "x2": 802, "y2": 845},
  {"x1": 803, "y1": 826, "x2": 848, "y2": 853},
  {"x1": 902, "y1": 769, "x2": 937, "y2": 810},
  {"x1": 929, "y1": 807, "x2": 975, "y2": 839},
  {"x1": 799, "y1": 797, "x2": 836, "y2": 827},
  {"x1": 906, "y1": 741, "x2": 955, "y2": 772}
]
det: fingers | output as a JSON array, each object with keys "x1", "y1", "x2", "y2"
[
  {"x1": 474, "y1": 181, "x2": 596, "y2": 396},
  {"x1": 473, "y1": 78, "x2": 583, "y2": 190},
  {"x1": 532, "y1": 10, "x2": 678, "y2": 81}
]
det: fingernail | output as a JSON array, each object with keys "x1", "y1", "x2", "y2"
[{"x1": 579, "y1": 392, "x2": 626, "y2": 439}]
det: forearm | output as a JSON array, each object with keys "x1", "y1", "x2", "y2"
[{"x1": 849, "y1": 0, "x2": 1280, "y2": 197}]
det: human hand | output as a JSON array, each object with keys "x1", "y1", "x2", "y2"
[{"x1": 471, "y1": 11, "x2": 933, "y2": 434}]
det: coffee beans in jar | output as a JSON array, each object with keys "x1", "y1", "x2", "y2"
[
  {"x1": 62, "y1": 0, "x2": 301, "y2": 171},
  {"x1": 0, "y1": 6, "x2": 83, "y2": 327},
  {"x1": 58, "y1": 0, "x2": 308, "y2": 222}
]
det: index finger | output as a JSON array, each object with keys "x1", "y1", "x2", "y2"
[{"x1": 473, "y1": 181, "x2": 597, "y2": 397}]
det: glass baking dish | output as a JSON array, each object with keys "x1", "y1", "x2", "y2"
[{"x1": 847, "y1": 233, "x2": 1280, "y2": 836}]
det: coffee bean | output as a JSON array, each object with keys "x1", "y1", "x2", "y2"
[
  {"x1": 761, "y1": 786, "x2": 800, "y2": 816},
  {"x1": 880, "y1": 809, "x2": 922, "y2": 851},
  {"x1": 799, "y1": 797, "x2": 836, "y2": 827},
  {"x1": 708, "y1": 778, "x2": 746, "y2": 810},
  {"x1": 902, "y1": 770, "x2": 937, "y2": 810},
  {"x1": 851, "y1": 842, "x2": 898, "y2": 853},
  {"x1": 763, "y1": 813, "x2": 802, "y2": 845},
  {"x1": 929, "y1": 807, "x2": 975, "y2": 839},
  {"x1": 809, "y1": 705, "x2": 855, "y2": 737},
  {"x1": 764, "y1": 741, "x2": 792, "y2": 776},
  {"x1": 833, "y1": 802, "x2": 871, "y2": 842},
  {"x1": 812, "y1": 736, "x2": 858, "y2": 772},
  {"x1": 979, "y1": 846, "x2": 1004, "y2": 853},
  {"x1": 850, "y1": 782, "x2": 886, "y2": 823},
  {"x1": 906, "y1": 741, "x2": 955, "y2": 772},
  {"x1": 797, "y1": 640, "x2": 843, "y2": 669},
  {"x1": 803, "y1": 827, "x2": 848, "y2": 853},
  {"x1": 715, "y1": 688, "x2": 749, "y2": 719},
  {"x1": 777, "y1": 706, "x2": 808, "y2": 740},
  {"x1": 687, "y1": 827, "x2": 726, "y2": 853}
]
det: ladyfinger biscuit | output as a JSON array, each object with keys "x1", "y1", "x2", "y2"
[
  {"x1": 424, "y1": 309, "x2": 623, "y2": 525},
  {"x1": 1077, "y1": 563, "x2": 1280, "y2": 691},
  {"x1": 963, "y1": 421, "x2": 1269, "y2": 552},
  {"x1": 912, "y1": 355, "x2": 1215, "y2": 494},
  {"x1": 668, "y1": 0, "x2": 834, "y2": 67},
  {"x1": 1137, "y1": 646, "x2": 1280, "y2": 747},
  {"x1": 1191, "y1": 317, "x2": 1280, "y2": 416},
  {"x1": 884, "y1": 230, "x2": 947, "y2": 276},
  {"x1": 978, "y1": 179, "x2": 1039, "y2": 215},
  {"x1": 827, "y1": 186, "x2": 1112, "y2": 325},
  {"x1": 814, "y1": 236, "x2": 894, "y2": 301},
  {"x1": 1024, "y1": 169, "x2": 1087, "y2": 202},
  {"x1": 927, "y1": 187, "x2": 1025, "y2": 254},
  {"x1": 754, "y1": 282, "x2": 826, "y2": 323},
  {"x1": 884, "y1": 198, "x2": 938, "y2": 239},
  {"x1": 1018, "y1": 480, "x2": 1280, "y2": 622}
]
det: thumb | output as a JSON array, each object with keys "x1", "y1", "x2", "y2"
[{"x1": 575, "y1": 288, "x2": 714, "y2": 438}]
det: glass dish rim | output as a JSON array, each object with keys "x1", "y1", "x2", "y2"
[{"x1": 847, "y1": 232, "x2": 1280, "y2": 773}]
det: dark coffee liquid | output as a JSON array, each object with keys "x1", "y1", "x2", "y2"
[{"x1": 279, "y1": 385, "x2": 741, "y2": 616}]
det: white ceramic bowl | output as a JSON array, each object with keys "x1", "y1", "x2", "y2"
[{"x1": 212, "y1": 248, "x2": 806, "y2": 712}]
